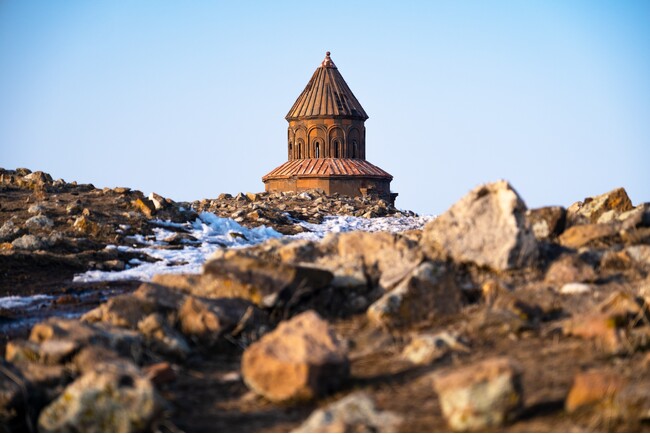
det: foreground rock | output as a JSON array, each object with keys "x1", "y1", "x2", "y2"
[
  {"x1": 37, "y1": 361, "x2": 159, "y2": 432},
  {"x1": 241, "y1": 310, "x2": 349, "y2": 402},
  {"x1": 292, "y1": 392, "x2": 402, "y2": 432},
  {"x1": 433, "y1": 357, "x2": 523, "y2": 431},
  {"x1": 422, "y1": 180, "x2": 537, "y2": 271},
  {"x1": 367, "y1": 261, "x2": 462, "y2": 328}
]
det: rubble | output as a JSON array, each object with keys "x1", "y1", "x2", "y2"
[{"x1": 1, "y1": 169, "x2": 650, "y2": 432}]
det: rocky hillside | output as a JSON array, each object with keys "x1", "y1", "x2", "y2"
[{"x1": 1, "y1": 168, "x2": 650, "y2": 432}]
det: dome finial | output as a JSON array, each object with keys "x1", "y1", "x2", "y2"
[{"x1": 321, "y1": 51, "x2": 336, "y2": 68}]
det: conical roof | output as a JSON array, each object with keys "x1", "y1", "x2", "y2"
[{"x1": 286, "y1": 52, "x2": 368, "y2": 121}]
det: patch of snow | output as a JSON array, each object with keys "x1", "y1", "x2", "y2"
[
  {"x1": 559, "y1": 282, "x2": 592, "y2": 294},
  {"x1": 73, "y1": 212, "x2": 434, "y2": 283},
  {"x1": 292, "y1": 215, "x2": 435, "y2": 240},
  {"x1": 0, "y1": 294, "x2": 54, "y2": 309}
]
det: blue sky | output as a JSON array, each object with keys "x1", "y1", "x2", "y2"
[{"x1": 1, "y1": 1, "x2": 648, "y2": 214}]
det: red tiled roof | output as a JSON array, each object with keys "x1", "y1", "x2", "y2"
[
  {"x1": 286, "y1": 52, "x2": 368, "y2": 121},
  {"x1": 262, "y1": 158, "x2": 393, "y2": 181}
]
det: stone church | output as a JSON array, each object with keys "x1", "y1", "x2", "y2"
[{"x1": 262, "y1": 52, "x2": 396, "y2": 204}]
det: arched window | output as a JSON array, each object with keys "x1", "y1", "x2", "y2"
[
  {"x1": 333, "y1": 140, "x2": 339, "y2": 158},
  {"x1": 315, "y1": 142, "x2": 320, "y2": 158},
  {"x1": 352, "y1": 140, "x2": 357, "y2": 158},
  {"x1": 289, "y1": 142, "x2": 293, "y2": 159},
  {"x1": 298, "y1": 142, "x2": 302, "y2": 159}
]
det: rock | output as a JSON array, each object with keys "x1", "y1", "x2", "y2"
[
  {"x1": 29, "y1": 318, "x2": 143, "y2": 363},
  {"x1": 0, "y1": 219, "x2": 23, "y2": 242},
  {"x1": 565, "y1": 370, "x2": 625, "y2": 413},
  {"x1": 332, "y1": 231, "x2": 423, "y2": 290},
  {"x1": 134, "y1": 282, "x2": 187, "y2": 310},
  {"x1": 72, "y1": 345, "x2": 127, "y2": 374},
  {"x1": 625, "y1": 245, "x2": 650, "y2": 265},
  {"x1": 558, "y1": 223, "x2": 619, "y2": 249},
  {"x1": 27, "y1": 204, "x2": 45, "y2": 214},
  {"x1": 72, "y1": 215, "x2": 101, "y2": 236},
  {"x1": 545, "y1": 254, "x2": 596, "y2": 285},
  {"x1": 367, "y1": 261, "x2": 462, "y2": 328},
  {"x1": 37, "y1": 361, "x2": 159, "y2": 432},
  {"x1": 559, "y1": 282, "x2": 592, "y2": 295},
  {"x1": 81, "y1": 294, "x2": 157, "y2": 329},
  {"x1": 148, "y1": 192, "x2": 168, "y2": 210},
  {"x1": 25, "y1": 214, "x2": 53, "y2": 231},
  {"x1": 132, "y1": 197, "x2": 156, "y2": 218},
  {"x1": 402, "y1": 331, "x2": 469, "y2": 365},
  {"x1": 179, "y1": 297, "x2": 227, "y2": 343},
  {"x1": 201, "y1": 256, "x2": 333, "y2": 307},
  {"x1": 292, "y1": 392, "x2": 402, "y2": 433},
  {"x1": 566, "y1": 187, "x2": 633, "y2": 226},
  {"x1": 525, "y1": 206, "x2": 566, "y2": 239},
  {"x1": 138, "y1": 313, "x2": 190, "y2": 359},
  {"x1": 433, "y1": 357, "x2": 523, "y2": 431},
  {"x1": 422, "y1": 180, "x2": 538, "y2": 271},
  {"x1": 563, "y1": 313, "x2": 626, "y2": 354},
  {"x1": 11, "y1": 234, "x2": 44, "y2": 250},
  {"x1": 241, "y1": 310, "x2": 349, "y2": 402}
]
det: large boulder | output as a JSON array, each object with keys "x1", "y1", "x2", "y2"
[
  {"x1": 367, "y1": 261, "x2": 462, "y2": 328},
  {"x1": 241, "y1": 310, "x2": 349, "y2": 402},
  {"x1": 422, "y1": 181, "x2": 537, "y2": 271},
  {"x1": 433, "y1": 357, "x2": 523, "y2": 431}
]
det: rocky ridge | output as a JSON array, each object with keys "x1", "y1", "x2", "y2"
[{"x1": 1, "y1": 169, "x2": 650, "y2": 432}]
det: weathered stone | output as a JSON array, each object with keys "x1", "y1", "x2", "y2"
[
  {"x1": 5, "y1": 339, "x2": 41, "y2": 364},
  {"x1": 332, "y1": 231, "x2": 423, "y2": 290},
  {"x1": 367, "y1": 261, "x2": 462, "y2": 328},
  {"x1": 565, "y1": 370, "x2": 626, "y2": 413},
  {"x1": 0, "y1": 219, "x2": 23, "y2": 242},
  {"x1": 178, "y1": 297, "x2": 224, "y2": 343},
  {"x1": 241, "y1": 310, "x2": 348, "y2": 402},
  {"x1": 566, "y1": 187, "x2": 633, "y2": 226},
  {"x1": 433, "y1": 357, "x2": 523, "y2": 431},
  {"x1": 148, "y1": 192, "x2": 168, "y2": 210},
  {"x1": 29, "y1": 318, "x2": 143, "y2": 362},
  {"x1": 138, "y1": 313, "x2": 190, "y2": 359},
  {"x1": 563, "y1": 313, "x2": 626, "y2": 354},
  {"x1": 25, "y1": 214, "x2": 53, "y2": 231},
  {"x1": 11, "y1": 234, "x2": 44, "y2": 250},
  {"x1": 82, "y1": 294, "x2": 157, "y2": 329},
  {"x1": 625, "y1": 245, "x2": 650, "y2": 265},
  {"x1": 134, "y1": 281, "x2": 188, "y2": 310},
  {"x1": 525, "y1": 206, "x2": 566, "y2": 239},
  {"x1": 37, "y1": 361, "x2": 159, "y2": 432},
  {"x1": 292, "y1": 392, "x2": 402, "y2": 433},
  {"x1": 72, "y1": 215, "x2": 101, "y2": 235},
  {"x1": 558, "y1": 223, "x2": 619, "y2": 249},
  {"x1": 72, "y1": 345, "x2": 127, "y2": 374},
  {"x1": 132, "y1": 197, "x2": 156, "y2": 218},
  {"x1": 545, "y1": 254, "x2": 596, "y2": 285},
  {"x1": 201, "y1": 256, "x2": 333, "y2": 307},
  {"x1": 422, "y1": 180, "x2": 538, "y2": 271},
  {"x1": 27, "y1": 204, "x2": 45, "y2": 214},
  {"x1": 402, "y1": 332, "x2": 469, "y2": 365}
]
